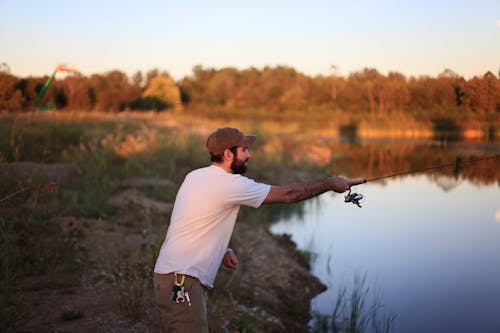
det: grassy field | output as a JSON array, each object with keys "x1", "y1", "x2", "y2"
[{"x1": 0, "y1": 111, "x2": 328, "y2": 332}]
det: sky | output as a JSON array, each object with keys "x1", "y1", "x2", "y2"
[{"x1": 1, "y1": 0, "x2": 499, "y2": 80}]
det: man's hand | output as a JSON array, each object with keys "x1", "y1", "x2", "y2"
[
  {"x1": 222, "y1": 250, "x2": 239, "y2": 269},
  {"x1": 330, "y1": 176, "x2": 366, "y2": 193}
]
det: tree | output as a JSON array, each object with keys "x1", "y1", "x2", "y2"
[
  {"x1": 0, "y1": 73, "x2": 23, "y2": 110},
  {"x1": 386, "y1": 72, "x2": 410, "y2": 112},
  {"x1": 132, "y1": 70, "x2": 144, "y2": 88},
  {"x1": 145, "y1": 69, "x2": 159, "y2": 87},
  {"x1": 435, "y1": 69, "x2": 460, "y2": 107},
  {"x1": 0, "y1": 62, "x2": 11, "y2": 74},
  {"x1": 143, "y1": 74, "x2": 182, "y2": 111},
  {"x1": 330, "y1": 65, "x2": 339, "y2": 102},
  {"x1": 343, "y1": 68, "x2": 379, "y2": 113},
  {"x1": 62, "y1": 73, "x2": 93, "y2": 110},
  {"x1": 408, "y1": 76, "x2": 437, "y2": 110},
  {"x1": 466, "y1": 72, "x2": 500, "y2": 115},
  {"x1": 204, "y1": 67, "x2": 239, "y2": 107},
  {"x1": 87, "y1": 70, "x2": 138, "y2": 111},
  {"x1": 234, "y1": 67, "x2": 263, "y2": 108}
]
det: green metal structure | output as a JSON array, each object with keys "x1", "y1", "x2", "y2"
[{"x1": 33, "y1": 64, "x2": 78, "y2": 110}]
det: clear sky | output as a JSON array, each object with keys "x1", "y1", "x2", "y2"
[{"x1": 1, "y1": 0, "x2": 499, "y2": 80}]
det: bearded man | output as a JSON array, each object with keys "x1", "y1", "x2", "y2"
[{"x1": 153, "y1": 127, "x2": 365, "y2": 332}]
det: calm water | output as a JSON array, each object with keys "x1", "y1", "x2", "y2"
[{"x1": 270, "y1": 142, "x2": 500, "y2": 333}]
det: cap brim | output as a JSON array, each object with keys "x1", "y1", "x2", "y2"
[{"x1": 240, "y1": 135, "x2": 256, "y2": 147}]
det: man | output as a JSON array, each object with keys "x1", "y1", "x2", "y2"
[{"x1": 153, "y1": 127, "x2": 365, "y2": 332}]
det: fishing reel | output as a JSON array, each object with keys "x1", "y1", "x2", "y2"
[{"x1": 344, "y1": 188, "x2": 364, "y2": 208}]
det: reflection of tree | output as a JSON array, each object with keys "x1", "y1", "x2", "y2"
[
  {"x1": 261, "y1": 135, "x2": 499, "y2": 186},
  {"x1": 336, "y1": 141, "x2": 499, "y2": 186},
  {"x1": 429, "y1": 174, "x2": 462, "y2": 192}
]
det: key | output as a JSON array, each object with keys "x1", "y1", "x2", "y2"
[
  {"x1": 185, "y1": 291, "x2": 191, "y2": 306},
  {"x1": 171, "y1": 285, "x2": 182, "y2": 301},
  {"x1": 175, "y1": 286, "x2": 185, "y2": 303}
]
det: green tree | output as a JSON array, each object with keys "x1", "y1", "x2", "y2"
[{"x1": 143, "y1": 74, "x2": 182, "y2": 111}]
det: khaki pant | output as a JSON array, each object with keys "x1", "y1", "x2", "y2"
[{"x1": 153, "y1": 273, "x2": 209, "y2": 333}]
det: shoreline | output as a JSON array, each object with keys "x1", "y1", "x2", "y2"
[{"x1": 2, "y1": 110, "x2": 498, "y2": 143}]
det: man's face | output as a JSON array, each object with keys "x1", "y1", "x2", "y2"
[{"x1": 230, "y1": 147, "x2": 251, "y2": 174}]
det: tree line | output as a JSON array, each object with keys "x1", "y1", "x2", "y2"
[{"x1": 0, "y1": 63, "x2": 498, "y2": 120}]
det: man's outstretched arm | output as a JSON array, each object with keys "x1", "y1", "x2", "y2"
[{"x1": 263, "y1": 176, "x2": 365, "y2": 204}]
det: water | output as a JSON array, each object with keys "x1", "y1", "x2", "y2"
[{"x1": 270, "y1": 142, "x2": 500, "y2": 333}]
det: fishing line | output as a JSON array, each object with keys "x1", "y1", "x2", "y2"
[
  {"x1": 365, "y1": 154, "x2": 499, "y2": 182},
  {"x1": 344, "y1": 154, "x2": 500, "y2": 208}
]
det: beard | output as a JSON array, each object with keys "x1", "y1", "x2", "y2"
[{"x1": 230, "y1": 157, "x2": 248, "y2": 174}]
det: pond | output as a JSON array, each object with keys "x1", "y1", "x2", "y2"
[{"x1": 270, "y1": 139, "x2": 500, "y2": 333}]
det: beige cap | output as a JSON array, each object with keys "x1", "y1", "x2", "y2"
[{"x1": 206, "y1": 127, "x2": 256, "y2": 154}]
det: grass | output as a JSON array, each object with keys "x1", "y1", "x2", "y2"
[
  {"x1": 311, "y1": 273, "x2": 396, "y2": 333},
  {"x1": 104, "y1": 204, "x2": 162, "y2": 319},
  {"x1": 0, "y1": 177, "x2": 83, "y2": 332},
  {"x1": 0, "y1": 114, "x2": 141, "y2": 163},
  {"x1": 0, "y1": 218, "x2": 25, "y2": 331}
]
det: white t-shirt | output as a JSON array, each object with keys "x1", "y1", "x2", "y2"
[{"x1": 154, "y1": 165, "x2": 271, "y2": 287}]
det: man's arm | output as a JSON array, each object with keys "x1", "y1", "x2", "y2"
[{"x1": 263, "y1": 176, "x2": 365, "y2": 204}]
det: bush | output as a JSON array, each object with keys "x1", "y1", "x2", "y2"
[{"x1": 128, "y1": 96, "x2": 171, "y2": 111}]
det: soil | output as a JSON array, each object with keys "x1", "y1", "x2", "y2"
[{"x1": 9, "y1": 170, "x2": 326, "y2": 333}]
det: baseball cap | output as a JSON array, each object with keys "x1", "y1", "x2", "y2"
[{"x1": 206, "y1": 127, "x2": 256, "y2": 154}]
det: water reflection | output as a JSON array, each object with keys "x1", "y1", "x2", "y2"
[
  {"x1": 270, "y1": 151, "x2": 500, "y2": 333},
  {"x1": 261, "y1": 134, "x2": 499, "y2": 186}
]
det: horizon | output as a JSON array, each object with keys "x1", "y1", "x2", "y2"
[
  {"x1": 1, "y1": 0, "x2": 499, "y2": 80},
  {"x1": 2, "y1": 63, "x2": 499, "y2": 81}
]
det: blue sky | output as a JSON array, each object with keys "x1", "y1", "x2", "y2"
[{"x1": 1, "y1": 0, "x2": 499, "y2": 80}]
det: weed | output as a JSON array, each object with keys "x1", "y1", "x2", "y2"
[
  {"x1": 311, "y1": 273, "x2": 396, "y2": 333},
  {"x1": 235, "y1": 312, "x2": 255, "y2": 333},
  {"x1": 70, "y1": 137, "x2": 117, "y2": 217},
  {"x1": 0, "y1": 218, "x2": 25, "y2": 332},
  {"x1": 104, "y1": 206, "x2": 162, "y2": 319},
  {"x1": 0, "y1": 173, "x2": 79, "y2": 332}
]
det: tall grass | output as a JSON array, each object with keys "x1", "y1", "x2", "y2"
[
  {"x1": 0, "y1": 218, "x2": 25, "y2": 331},
  {"x1": 311, "y1": 273, "x2": 396, "y2": 333},
  {"x1": 0, "y1": 114, "x2": 140, "y2": 163},
  {"x1": 0, "y1": 173, "x2": 83, "y2": 332},
  {"x1": 103, "y1": 205, "x2": 162, "y2": 318}
]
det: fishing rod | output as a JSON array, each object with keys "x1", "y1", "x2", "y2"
[{"x1": 344, "y1": 154, "x2": 500, "y2": 208}]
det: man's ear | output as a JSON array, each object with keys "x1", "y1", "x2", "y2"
[{"x1": 223, "y1": 148, "x2": 234, "y2": 162}]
